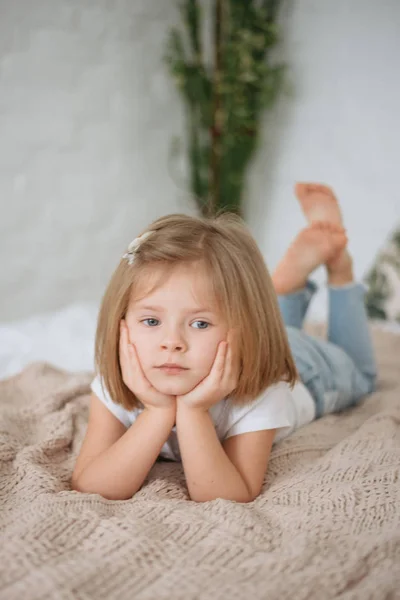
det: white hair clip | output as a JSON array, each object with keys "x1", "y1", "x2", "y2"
[{"x1": 122, "y1": 230, "x2": 153, "y2": 265}]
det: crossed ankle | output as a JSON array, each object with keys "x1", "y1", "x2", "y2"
[{"x1": 327, "y1": 270, "x2": 354, "y2": 286}]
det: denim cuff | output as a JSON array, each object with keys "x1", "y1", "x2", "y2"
[
  {"x1": 329, "y1": 281, "x2": 358, "y2": 290},
  {"x1": 279, "y1": 279, "x2": 318, "y2": 299},
  {"x1": 328, "y1": 281, "x2": 366, "y2": 293}
]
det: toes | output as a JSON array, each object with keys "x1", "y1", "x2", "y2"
[
  {"x1": 308, "y1": 183, "x2": 334, "y2": 195},
  {"x1": 296, "y1": 182, "x2": 336, "y2": 199},
  {"x1": 305, "y1": 184, "x2": 316, "y2": 195},
  {"x1": 294, "y1": 182, "x2": 308, "y2": 199},
  {"x1": 318, "y1": 184, "x2": 335, "y2": 196}
]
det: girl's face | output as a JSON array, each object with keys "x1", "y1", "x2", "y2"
[{"x1": 125, "y1": 262, "x2": 229, "y2": 397}]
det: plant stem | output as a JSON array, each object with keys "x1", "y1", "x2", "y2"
[{"x1": 209, "y1": 0, "x2": 223, "y2": 217}]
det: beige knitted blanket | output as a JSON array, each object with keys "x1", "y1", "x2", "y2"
[{"x1": 0, "y1": 326, "x2": 399, "y2": 599}]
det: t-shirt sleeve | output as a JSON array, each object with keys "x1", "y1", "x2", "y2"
[
  {"x1": 224, "y1": 384, "x2": 295, "y2": 440},
  {"x1": 90, "y1": 375, "x2": 135, "y2": 429}
]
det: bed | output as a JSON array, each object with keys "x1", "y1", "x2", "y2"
[{"x1": 0, "y1": 305, "x2": 399, "y2": 599}]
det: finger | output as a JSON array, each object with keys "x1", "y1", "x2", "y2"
[
  {"x1": 210, "y1": 341, "x2": 228, "y2": 380},
  {"x1": 120, "y1": 319, "x2": 131, "y2": 345},
  {"x1": 120, "y1": 328, "x2": 137, "y2": 389},
  {"x1": 119, "y1": 336, "x2": 131, "y2": 387},
  {"x1": 224, "y1": 329, "x2": 235, "y2": 362},
  {"x1": 119, "y1": 321, "x2": 129, "y2": 363},
  {"x1": 127, "y1": 342, "x2": 152, "y2": 394},
  {"x1": 121, "y1": 321, "x2": 137, "y2": 364},
  {"x1": 222, "y1": 341, "x2": 234, "y2": 383},
  {"x1": 223, "y1": 331, "x2": 240, "y2": 386},
  {"x1": 120, "y1": 323, "x2": 135, "y2": 369},
  {"x1": 126, "y1": 337, "x2": 140, "y2": 373},
  {"x1": 119, "y1": 321, "x2": 136, "y2": 368},
  {"x1": 123, "y1": 320, "x2": 133, "y2": 345}
]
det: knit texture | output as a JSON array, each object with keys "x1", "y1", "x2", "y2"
[{"x1": 1, "y1": 326, "x2": 399, "y2": 599}]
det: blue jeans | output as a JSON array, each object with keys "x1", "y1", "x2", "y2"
[{"x1": 278, "y1": 281, "x2": 377, "y2": 419}]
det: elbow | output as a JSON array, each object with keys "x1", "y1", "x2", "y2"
[
  {"x1": 70, "y1": 474, "x2": 82, "y2": 493},
  {"x1": 70, "y1": 475, "x2": 132, "y2": 501},
  {"x1": 71, "y1": 466, "x2": 89, "y2": 494},
  {"x1": 70, "y1": 476, "x2": 93, "y2": 496}
]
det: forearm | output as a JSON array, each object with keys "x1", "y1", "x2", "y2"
[
  {"x1": 72, "y1": 408, "x2": 175, "y2": 500},
  {"x1": 176, "y1": 403, "x2": 251, "y2": 503}
]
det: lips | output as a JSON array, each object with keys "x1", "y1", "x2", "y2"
[
  {"x1": 156, "y1": 364, "x2": 188, "y2": 374},
  {"x1": 157, "y1": 363, "x2": 188, "y2": 369}
]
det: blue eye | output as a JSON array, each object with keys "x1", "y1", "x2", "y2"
[
  {"x1": 142, "y1": 318, "x2": 160, "y2": 327},
  {"x1": 192, "y1": 321, "x2": 209, "y2": 329}
]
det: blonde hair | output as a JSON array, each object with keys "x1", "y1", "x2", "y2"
[{"x1": 95, "y1": 212, "x2": 298, "y2": 410}]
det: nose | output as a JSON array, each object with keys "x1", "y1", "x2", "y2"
[{"x1": 160, "y1": 329, "x2": 187, "y2": 352}]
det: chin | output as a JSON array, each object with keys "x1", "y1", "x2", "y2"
[
  {"x1": 156, "y1": 382, "x2": 195, "y2": 396},
  {"x1": 150, "y1": 374, "x2": 199, "y2": 397}
]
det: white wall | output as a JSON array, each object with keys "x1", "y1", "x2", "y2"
[
  {"x1": 246, "y1": 0, "x2": 400, "y2": 319},
  {"x1": 0, "y1": 0, "x2": 194, "y2": 321},
  {"x1": 0, "y1": 0, "x2": 399, "y2": 322}
]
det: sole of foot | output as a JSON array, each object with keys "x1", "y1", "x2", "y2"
[
  {"x1": 272, "y1": 222, "x2": 348, "y2": 295},
  {"x1": 295, "y1": 182, "x2": 344, "y2": 227}
]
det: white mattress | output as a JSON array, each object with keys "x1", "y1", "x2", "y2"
[
  {"x1": 1, "y1": 303, "x2": 399, "y2": 381},
  {"x1": 0, "y1": 303, "x2": 99, "y2": 380}
]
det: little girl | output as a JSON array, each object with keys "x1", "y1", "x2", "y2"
[{"x1": 72, "y1": 183, "x2": 377, "y2": 503}]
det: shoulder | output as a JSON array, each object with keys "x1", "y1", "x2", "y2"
[
  {"x1": 233, "y1": 381, "x2": 295, "y2": 413},
  {"x1": 211, "y1": 381, "x2": 296, "y2": 441},
  {"x1": 90, "y1": 375, "x2": 138, "y2": 429}
]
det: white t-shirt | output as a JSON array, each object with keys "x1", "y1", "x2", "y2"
[{"x1": 90, "y1": 376, "x2": 316, "y2": 462}]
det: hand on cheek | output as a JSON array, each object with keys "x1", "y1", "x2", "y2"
[
  {"x1": 177, "y1": 330, "x2": 239, "y2": 411},
  {"x1": 119, "y1": 320, "x2": 176, "y2": 411}
]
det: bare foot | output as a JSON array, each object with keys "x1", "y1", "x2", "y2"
[
  {"x1": 273, "y1": 223, "x2": 348, "y2": 295},
  {"x1": 295, "y1": 182, "x2": 343, "y2": 226}
]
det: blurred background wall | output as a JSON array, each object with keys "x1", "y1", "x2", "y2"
[{"x1": 0, "y1": 0, "x2": 399, "y2": 322}]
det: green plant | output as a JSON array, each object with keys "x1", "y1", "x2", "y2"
[
  {"x1": 364, "y1": 227, "x2": 400, "y2": 322},
  {"x1": 164, "y1": 0, "x2": 286, "y2": 217}
]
